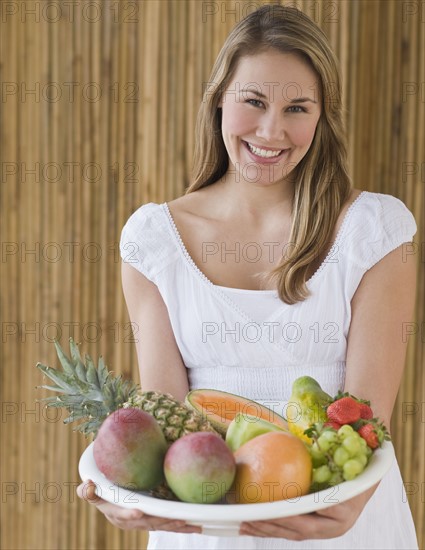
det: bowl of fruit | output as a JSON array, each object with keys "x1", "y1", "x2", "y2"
[{"x1": 37, "y1": 339, "x2": 395, "y2": 537}]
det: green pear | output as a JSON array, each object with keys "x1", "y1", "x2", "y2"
[
  {"x1": 225, "y1": 412, "x2": 286, "y2": 452},
  {"x1": 287, "y1": 376, "x2": 332, "y2": 442}
]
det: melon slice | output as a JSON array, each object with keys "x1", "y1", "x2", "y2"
[{"x1": 184, "y1": 389, "x2": 288, "y2": 436}]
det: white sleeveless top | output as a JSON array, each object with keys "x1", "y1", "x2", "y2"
[{"x1": 120, "y1": 191, "x2": 418, "y2": 550}]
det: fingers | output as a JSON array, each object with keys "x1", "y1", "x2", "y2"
[
  {"x1": 240, "y1": 512, "x2": 337, "y2": 540},
  {"x1": 76, "y1": 480, "x2": 202, "y2": 534},
  {"x1": 240, "y1": 519, "x2": 305, "y2": 540},
  {"x1": 77, "y1": 480, "x2": 104, "y2": 504},
  {"x1": 102, "y1": 510, "x2": 202, "y2": 533},
  {"x1": 240, "y1": 509, "x2": 354, "y2": 540}
]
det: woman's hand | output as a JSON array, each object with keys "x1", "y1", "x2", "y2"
[
  {"x1": 77, "y1": 480, "x2": 202, "y2": 534},
  {"x1": 239, "y1": 484, "x2": 378, "y2": 540}
]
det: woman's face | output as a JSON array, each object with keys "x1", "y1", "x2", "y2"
[{"x1": 219, "y1": 49, "x2": 322, "y2": 187}]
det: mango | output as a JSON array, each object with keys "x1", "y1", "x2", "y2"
[
  {"x1": 93, "y1": 407, "x2": 168, "y2": 490},
  {"x1": 225, "y1": 412, "x2": 287, "y2": 452},
  {"x1": 164, "y1": 432, "x2": 236, "y2": 503}
]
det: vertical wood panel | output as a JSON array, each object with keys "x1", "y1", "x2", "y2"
[{"x1": 0, "y1": 1, "x2": 423, "y2": 549}]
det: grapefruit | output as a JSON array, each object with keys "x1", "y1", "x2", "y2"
[{"x1": 226, "y1": 431, "x2": 312, "y2": 504}]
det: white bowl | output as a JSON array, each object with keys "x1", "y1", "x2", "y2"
[{"x1": 79, "y1": 441, "x2": 395, "y2": 537}]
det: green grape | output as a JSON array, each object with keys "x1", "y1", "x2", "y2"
[
  {"x1": 320, "y1": 429, "x2": 340, "y2": 445},
  {"x1": 343, "y1": 459, "x2": 364, "y2": 481},
  {"x1": 309, "y1": 423, "x2": 374, "y2": 493},
  {"x1": 310, "y1": 442, "x2": 324, "y2": 460},
  {"x1": 329, "y1": 470, "x2": 344, "y2": 486},
  {"x1": 310, "y1": 442, "x2": 327, "y2": 467},
  {"x1": 338, "y1": 424, "x2": 354, "y2": 438},
  {"x1": 312, "y1": 465, "x2": 332, "y2": 484},
  {"x1": 365, "y1": 445, "x2": 373, "y2": 458},
  {"x1": 317, "y1": 437, "x2": 331, "y2": 452},
  {"x1": 333, "y1": 446, "x2": 350, "y2": 467},
  {"x1": 342, "y1": 435, "x2": 362, "y2": 456},
  {"x1": 353, "y1": 453, "x2": 368, "y2": 468}
]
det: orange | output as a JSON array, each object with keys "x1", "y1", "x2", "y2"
[{"x1": 226, "y1": 432, "x2": 312, "y2": 504}]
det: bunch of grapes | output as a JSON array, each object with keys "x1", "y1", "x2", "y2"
[{"x1": 306, "y1": 424, "x2": 373, "y2": 491}]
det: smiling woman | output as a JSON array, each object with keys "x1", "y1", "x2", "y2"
[
  {"x1": 188, "y1": 8, "x2": 352, "y2": 304},
  {"x1": 219, "y1": 51, "x2": 321, "y2": 173},
  {"x1": 77, "y1": 4, "x2": 419, "y2": 550}
]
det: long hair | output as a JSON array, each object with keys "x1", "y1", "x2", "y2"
[{"x1": 186, "y1": 4, "x2": 352, "y2": 304}]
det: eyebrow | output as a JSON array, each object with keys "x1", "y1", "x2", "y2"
[{"x1": 241, "y1": 87, "x2": 318, "y2": 104}]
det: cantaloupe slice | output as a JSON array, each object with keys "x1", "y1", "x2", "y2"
[{"x1": 185, "y1": 389, "x2": 288, "y2": 436}]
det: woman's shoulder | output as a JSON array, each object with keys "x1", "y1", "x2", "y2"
[
  {"x1": 123, "y1": 200, "x2": 163, "y2": 223},
  {"x1": 357, "y1": 189, "x2": 414, "y2": 210},
  {"x1": 340, "y1": 189, "x2": 417, "y2": 270},
  {"x1": 120, "y1": 199, "x2": 176, "y2": 244},
  {"x1": 119, "y1": 200, "x2": 180, "y2": 280},
  {"x1": 348, "y1": 190, "x2": 416, "y2": 231}
]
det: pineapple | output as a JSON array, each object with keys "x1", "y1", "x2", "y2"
[
  {"x1": 124, "y1": 392, "x2": 219, "y2": 443},
  {"x1": 36, "y1": 337, "x2": 219, "y2": 443}
]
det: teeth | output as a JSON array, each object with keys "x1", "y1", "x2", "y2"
[{"x1": 247, "y1": 142, "x2": 283, "y2": 158}]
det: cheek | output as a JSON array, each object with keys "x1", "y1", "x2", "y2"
[
  {"x1": 221, "y1": 103, "x2": 256, "y2": 136},
  {"x1": 287, "y1": 120, "x2": 318, "y2": 148}
]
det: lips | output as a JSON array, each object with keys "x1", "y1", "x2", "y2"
[
  {"x1": 244, "y1": 140, "x2": 285, "y2": 153},
  {"x1": 242, "y1": 140, "x2": 289, "y2": 163}
]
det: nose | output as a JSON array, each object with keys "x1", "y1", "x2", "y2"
[{"x1": 256, "y1": 111, "x2": 285, "y2": 143}]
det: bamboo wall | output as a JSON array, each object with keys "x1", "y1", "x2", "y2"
[{"x1": 1, "y1": 1, "x2": 423, "y2": 549}]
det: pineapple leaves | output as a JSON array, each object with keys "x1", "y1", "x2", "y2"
[
  {"x1": 35, "y1": 337, "x2": 140, "y2": 437},
  {"x1": 85, "y1": 354, "x2": 99, "y2": 386},
  {"x1": 36, "y1": 363, "x2": 82, "y2": 394},
  {"x1": 97, "y1": 356, "x2": 109, "y2": 386},
  {"x1": 53, "y1": 340, "x2": 76, "y2": 376},
  {"x1": 69, "y1": 338, "x2": 87, "y2": 382}
]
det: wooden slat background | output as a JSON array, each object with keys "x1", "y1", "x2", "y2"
[{"x1": 0, "y1": 1, "x2": 423, "y2": 549}]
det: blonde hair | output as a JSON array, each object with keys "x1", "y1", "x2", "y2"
[{"x1": 186, "y1": 4, "x2": 352, "y2": 304}]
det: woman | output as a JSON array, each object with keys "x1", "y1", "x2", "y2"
[{"x1": 78, "y1": 5, "x2": 418, "y2": 549}]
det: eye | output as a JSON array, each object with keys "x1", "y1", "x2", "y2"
[
  {"x1": 245, "y1": 99, "x2": 264, "y2": 108},
  {"x1": 287, "y1": 105, "x2": 307, "y2": 113},
  {"x1": 245, "y1": 100, "x2": 307, "y2": 113}
]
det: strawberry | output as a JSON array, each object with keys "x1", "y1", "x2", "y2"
[
  {"x1": 358, "y1": 402, "x2": 373, "y2": 420},
  {"x1": 358, "y1": 420, "x2": 389, "y2": 449},
  {"x1": 326, "y1": 396, "x2": 361, "y2": 424},
  {"x1": 358, "y1": 423, "x2": 379, "y2": 449}
]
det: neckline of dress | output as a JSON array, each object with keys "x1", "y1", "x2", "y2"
[{"x1": 161, "y1": 190, "x2": 367, "y2": 294}]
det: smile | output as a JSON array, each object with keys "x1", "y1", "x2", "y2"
[{"x1": 243, "y1": 141, "x2": 289, "y2": 160}]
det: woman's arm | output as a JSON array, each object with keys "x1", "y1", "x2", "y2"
[
  {"x1": 240, "y1": 242, "x2": 417, "y2": 539},
  {"x1": 121, "y1": 261, "x2": 190, "y2": 400},
  {"x1": 77, "y1": 262, "x2": 201, "y2": 533},
  {"x1": 344, "y1": 242, "x2": 416, "y2": 428}
]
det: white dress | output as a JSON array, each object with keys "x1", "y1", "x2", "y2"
[{"x1": 119, "y1": 191, "x2": 419, "y2": 550}]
